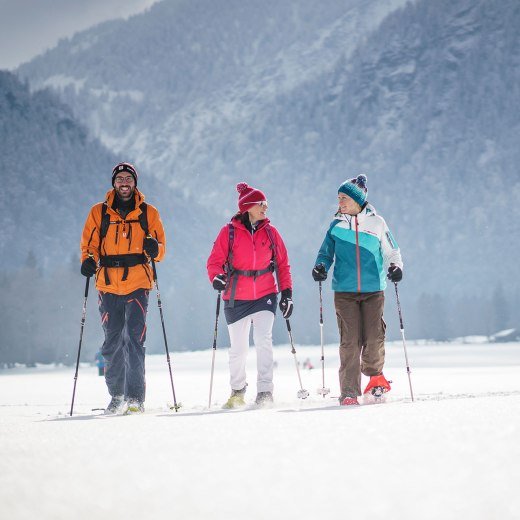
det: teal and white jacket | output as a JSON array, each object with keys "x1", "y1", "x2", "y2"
[{"x1": 315, "y1": 204, "x2": 403, "y2": 293}]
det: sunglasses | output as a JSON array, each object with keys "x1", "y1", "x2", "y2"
[{"x1": 243, "y1": 201, "x2": 268, "y2": 208}]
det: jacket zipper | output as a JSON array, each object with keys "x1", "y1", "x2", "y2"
[
  {"x1": 252, "y1": 230, "x2": 257, "y2": 300},
  {"x1": 127, "y1": 222, "x2": 132, "y2": 251},
  {"x1": 355, "y1": 215, "x2": 361, "y2": 292}
]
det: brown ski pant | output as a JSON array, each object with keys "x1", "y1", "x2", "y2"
[{"x1": 334, "y1": 291, "x2": 386, "y2": 397}]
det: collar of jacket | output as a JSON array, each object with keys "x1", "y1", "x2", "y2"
[
  {"x1": 334, "y1": 203, "x2": 377, "y2": 223},
  {"x1": 104, "y1": 188, "x2": 146, "y2": 217},
  {"x1": 231, "y1": 215, "x2": 271, "y2": 232}
]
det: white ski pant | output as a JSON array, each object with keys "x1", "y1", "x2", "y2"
[{"x1": 227, "y1": 310, "x2": 275, "y2": 393}]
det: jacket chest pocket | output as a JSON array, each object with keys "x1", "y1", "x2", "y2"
[
  {"x1": 255, "y1": 238, "x2": 272, "y2": 264},
  {"x1": 105, "y1": 221, "x2": 145, "y2": 254}
]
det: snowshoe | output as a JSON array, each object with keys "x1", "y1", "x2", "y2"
[
  {"x1": 125, "y1": 399, "x2": 145, "y2": 414},
  {"x1": 363, "y1": 374, "x2": 391, "y2": 398},
  {"x1": 104, "y1": 395, "x2": 125, "y2": 415},
  {"x1": 340, "y1": 395, "x2": 360, "y2": 406},
  {"x1": 222, "y1": 387, "x2": 247, "y2": 409},
  {"x1": 255, "y1": 391, "x2": 273, "y2": 407}
]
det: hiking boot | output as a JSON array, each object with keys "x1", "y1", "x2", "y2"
[
  {"x1": 340, "y1": 395, "x2": 360, "y2": 406},
  {"x1": 363, "y1": 374, "x2": 391, "y2": 397},
  {"x1": 222, "y1": 386, "x2": 247, "y2": 409},
  {"x1": 104, "y1": 395, "x2": 125, "y2": 415},
  {"x1": 255, "y1": 391, "x2": 273, "y2": 407},
  {"x1": 126, "y1": 398, "x2": 145, "y2": 414}
]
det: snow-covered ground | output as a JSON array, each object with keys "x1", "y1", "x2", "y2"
[{"x1": 1, "y1": 340, "x2": 520, "y2": 520}]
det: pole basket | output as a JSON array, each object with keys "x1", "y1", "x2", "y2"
[
  {"x1": 317, "y1": 387, "x2": 330, "y2": 396},
  {"x1": 297, "y1": 389, "x2": 310, "y2": 399}
]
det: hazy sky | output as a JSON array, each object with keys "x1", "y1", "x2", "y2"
[{"x1": 0, "y1": 0, "x2": 160, "y2": 70}]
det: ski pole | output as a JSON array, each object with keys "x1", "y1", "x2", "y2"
[
  {"x1": 70, "y1": 275, "x2": 91, "y2": 416},
  {"x1": 394, "y1": 282, "x2": 414, "y2": 402},
  {"x1": 208, "y1": 291, "x2": 221, "y2": 408},
  {"x1": 285, "y1": 319, "x2": 309, "y2": 399},
  {"x1": 317, "y1": 281, "x2": 330, "y2": 397},
  {"x1": 151, "y1": 257, "x2": 180, "y2": 411}
]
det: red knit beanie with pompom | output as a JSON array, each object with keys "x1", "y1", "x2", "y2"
[{"x1": 236, "y1": 182, "x2": 266, "y2": 213}]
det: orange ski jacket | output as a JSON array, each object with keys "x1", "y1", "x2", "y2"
[{"x1": 81, "y1": 189, "x2": 166, "y2": 295}]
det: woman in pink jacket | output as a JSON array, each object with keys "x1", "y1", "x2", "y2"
[{"x1": 207, "y1": 182, "x2": 293, "y2": 408}]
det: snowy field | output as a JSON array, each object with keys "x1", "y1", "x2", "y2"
[{"x1": 1, "y1": 340, "x2": 520, "y2": 520}]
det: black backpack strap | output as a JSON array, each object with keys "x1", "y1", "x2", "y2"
[
  {"x1": 225, "y1": 223, "x2": 238, "y2": 306},
  {"x1": 99, "y1": 202, "x2": 111, "y2": 284},
  {"x1": 138, "y1": 202, "x2": 149, "y2": 236},
  {"x1": 100, "y1": 203, "x2": 110, "y2": 240},
  {"x1": 264, "y1": 224, "x2": 280, "y2": 293},
  {"x1": 99, "y1": 253, "x2": 148, "y2": 282},
  {"x1": 226, "y1": 223, "x2": 235, "y2": 272}
]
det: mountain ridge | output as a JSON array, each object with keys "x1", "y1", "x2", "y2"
[{"x1": 9, "y1": 0, "x2": 520, "y2": 348}]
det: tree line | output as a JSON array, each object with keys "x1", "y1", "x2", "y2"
[{"x1": 0, "y1": 252, "x2": 517, "y2": 368}]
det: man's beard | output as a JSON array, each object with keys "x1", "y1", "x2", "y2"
[{"x1": 116, "y1": 186, "x2": 135, "y2": 201}]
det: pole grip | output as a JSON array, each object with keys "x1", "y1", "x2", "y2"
[
  {"x1": 285, "y1": 318, "x2": 292, "y2": 332},
  {"x1": 151, "y1": 257, "x2": 158, "y2": 283},
  {"x1": 216, "y1": 291, "x2": 221, "y2": 315},
  {"x1": 394, "y1": 282, "x2": 404, "y2": 329},
  {"x1": 212, "y1": 292, "x2": 221, "y2": 350},
  {"x1": 319, "y1": 281, "x2": 323, "y2": 324}
]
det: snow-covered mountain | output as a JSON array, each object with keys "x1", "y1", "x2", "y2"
[
  {"x1": 0, "y1": 0, "x2": 160, "y2": 69},
  {"x1": 0, "y1": 71, "x2": 117, "y2": 270},
  {"x1": 0, "y1": 70, "x2": 205, "y2": 362},
  {"x1": 10, "y1": 0, "x2": 520, "y2": 351},
  {"x1": 18, "y1": 0, "x2": 406, "y2": 154}
]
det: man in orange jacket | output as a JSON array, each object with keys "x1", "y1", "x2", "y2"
[{"x1": 80, "y1": 162, "x2": 166, "y2": 414}]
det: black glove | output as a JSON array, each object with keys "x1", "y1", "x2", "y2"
[
  {"x1": 387, "y1": 264, "x2": 403, "y2": 283},
  {"x1": 80, "y1": 257, "x2": 97, "y2": 277},
  {"x1": 312, "y1": 264, "x2": 327, "y2": 282},
  {"x1": 279, "y1": 288, "x2": 293, "y2": 319},
  {"x1": 212, "y1": 274, "x2": 227, "y2": 291},
  {"x1": 143, "y1": 237, "x2": 159, "y2": 259}
]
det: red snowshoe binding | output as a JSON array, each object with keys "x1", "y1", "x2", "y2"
[
  {"x1": 340, "y1": 396, "x2": 360, "y2": 406},
  {"x1": 363, "y1": 374, "x2": 391, "y2": 398}
]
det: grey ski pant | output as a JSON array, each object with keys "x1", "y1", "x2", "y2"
[
  {"x1": 98, "y1": 288, "x2": 149, "y2": 402},
  {"x1": 334, "y1": 291, "x2": 386, "y2": 397}
]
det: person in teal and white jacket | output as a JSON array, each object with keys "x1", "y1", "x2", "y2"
[{"x1": 312, "y1": 174, "x2": 403, "y2": 406}]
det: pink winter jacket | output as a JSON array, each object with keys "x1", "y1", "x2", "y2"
[{"x1": 207, "y1": 217, "x2": 292, "y2": 301}]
